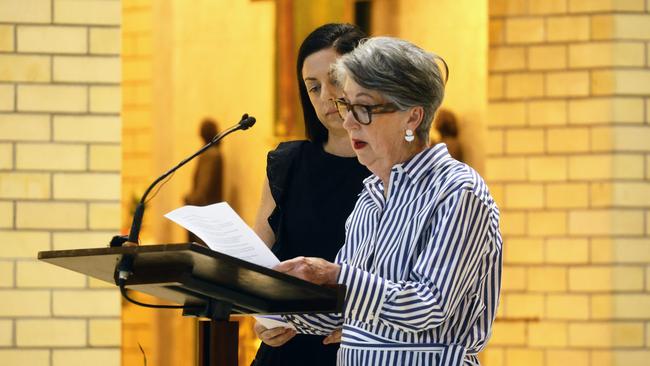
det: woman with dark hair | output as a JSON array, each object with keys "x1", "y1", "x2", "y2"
[{"x1": 250, "y1": 23, "x2": 369, "y2": 366}]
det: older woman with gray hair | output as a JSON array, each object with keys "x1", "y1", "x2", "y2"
[{"x1": 274, "y1": 37, "x2": 502, "y2": 366}]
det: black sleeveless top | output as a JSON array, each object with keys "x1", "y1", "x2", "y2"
[{"x1": 252, "y1": 140, "x2": 369, "y2": 366}]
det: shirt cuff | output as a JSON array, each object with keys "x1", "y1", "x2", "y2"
[{"x1": 338, "y1": 263, "x2": 386, "y2": 326}]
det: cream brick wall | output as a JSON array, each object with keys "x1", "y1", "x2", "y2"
[
  {"x1": 486, "y1": 1, "x2": 650, "y2": 365},
  {"x1": 0, "y1": 0, "x2": 121, "y2": 364}
]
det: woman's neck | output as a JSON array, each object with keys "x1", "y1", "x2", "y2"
[
  {"x1": 323, "y1": 130, "x2": 356, "y2": 157},
  {"x1": 375, "y1": 141, "x2": 427, "y2": 193}
]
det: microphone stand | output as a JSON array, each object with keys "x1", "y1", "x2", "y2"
[{"x1": 114, "y1": 113, "x2": 256, "y2": 285}]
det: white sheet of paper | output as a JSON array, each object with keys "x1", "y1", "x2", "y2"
[
  {"x1": 164, "y1": 202, "x2": 280, "y2": 268},
  {"x1": 254, "y1": 315, "x2": 296, "y2": 330}
]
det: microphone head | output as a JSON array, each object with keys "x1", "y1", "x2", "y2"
[{"x1": 240, "y1": 116, "x2": 256, "y2": 130}]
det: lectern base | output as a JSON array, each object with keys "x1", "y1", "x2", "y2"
[{"x1": 198, "y1": 320, "x2": 239, "y2": 366}]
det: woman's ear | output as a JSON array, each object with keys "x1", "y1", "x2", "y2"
[{"x1": 406, "y1": 106, "x2": 424, "y2": 132}]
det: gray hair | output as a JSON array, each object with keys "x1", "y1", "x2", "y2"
[{"x1": 333, "y1": 37, "x2": 447, "y2": 141}]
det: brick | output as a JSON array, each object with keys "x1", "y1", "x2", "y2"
[
  {"x1": 54, "y1": 0, "x2": 121, "y2": 25},
  {"x1": 506, "y1": 18, "x2": 545, "y2": 44},
  {"x1": 569, "y1": 154, "x2": 644, "y2": 180},
  {"x1": 546, "y1": 71, "x2": 589, "y2": 97},
  {"x1": 569, "y1": 98, "x2": 645, "y2": 125},
  {"x1": 505, "y1": 129, "x2": 544, "y2": 154},
  {"x1": 505, "y1": 184, "x2": 544, "y2": 209},
  {"x1": 490, "y1": 183, "x2": 504, "y2": 207},
  {"x1": 569, "y1": 266, "x2": 644, "y2": 291},
  {"x1": 569, "y1": 42, "x2": 645, "y2": 68},
  {"x1": 0, "y1": 319, "x2": 11, "y2": 345},
  {"x1": 489, "y1": 0, "x2": 527, "y2": 16},
  {"x1": 528, "y1": 157, "x2": 567, "y2": 182},
  {"x1": 546, "y1": 238, "x2": 589, "y2": 263},
  {"x1": 17, "y1": 319, "x2": 86, "y2": 346},
  {"x1": 16, "y1": 201, "x2": 86, "y2": 230},
  {"x1": 0, "y1": 25, "x2": 14, "y2": 51},
  {"x1": 528, "y1": 211, "x2": 567, "y2": 236},
  {"x1": 529, "y1": 321, "x2": 567, "y2": 347},
  {"x1": 54, "y1": 56, "x2": 120, "y2": 83},
  {"x1": 569, "y1": 322, "x2": 644, "y2": 347},
  {"x1": 0, "y1": 114, "x2": 50, "y2": 141},
  {"x1": 488, "y1": 75, "x2": 504, "y2": 101},
  {"x1": 0, "y1": 350, "x2": 49, "y2": 366},
  {"x1": 505, "y1": 238, "x2": 544, "y2": 263},
  {"x1": 17, "y1": 26, "x2": 87, "y2": 54},
  {"x1": 486, "y1": 129, "x2": 504, "y2": 155},
  {"x1": 90, "y1": 144, "x2": 120, "y2": 171},
  {"x1": 0, "y1": 0, "x2": 51, "y2": 23},
  {"x1": 53, "y1": 290, "x2": 119, "y2": 316},
  {"x1": 0, "y1": 201, "x2": 12, "y2": 228},
  {"x1": 593, "y1": 351, "x2": 650, "y2": 366},
  {"x1": 610, "y1": 182, "x2": 650, "y2": 207},
  {"x1": 591, "y1": 238, "x2": 650, "y2": 263},
  {"x1": 0, "y1": 173, "x2": 50, "y2": 199},
  {"x1": 506, "y1": 349, "x2": 543, "y2": 366},
  {"x1": 0, "y1": 290, "x2": 50, "y2": 316},
  {"x1": 52, "y1": 231, "x2": 112, "y2": 250},
  {"x1": 500, "y1": 210, "x2": 527, "y2": 235},
  {"x1": 546, "y1": 294, "x2": 589, "y2": 320},
  {"x1": 122, "y1": 83, "x2": 152, "y2": 106},
  {"x1": 502, "y1": 266, "x2": 526, "y2": 290},
  {"x1": 528, "y1": 100, "x2": 566, "y2": 127},
  {"x1": 89, "y1": 319, "x2": 120, "y2": 346},
  {"x1": 546, "y1": 183, "x2": 588, "y2": 208},
  {"x1": 505, "y1": 294, "x2": 544, "y2": 318},
  {"x1": 489, "y1": 47, "x2": 526, "y2": 71},
  {"x1": 593, "y1": 14, "x2": 650, "y2": 40},
  {"x1": 17, "y1": 85, "x2": 86, "y2": 113},
  {"x1": 593, "y1": 70, "x2": 650, "y2": 95},
  {"x1": 547, "y1": 127, "x2": 589, "y2": 153},
  {"x1": 489, "y1": 19, "x2": 505, "y2": 46},
  {"x1": 0, "y1": 55, "x2": 50, "y2": 82},
  {"x1": 0, "y1": 143, "x2": 12, "y2": 169},
  {"x1": 0, "y1": 84, "x2": 13, "y2": 111},
  {"x1": 486, "y1": 157, "x2": 527, "y2": 182},
  {"x1": 16, "y1": 143, "x2": 86, "y2": 171},
  {"x1": 489, "y1": 321, "x2": 526, "y2": 346},
  {"x1": 528, "y1": 267, "x2": 567, "y2": 292},
  {"x1": 592, "y1": 294, "x2": 650, "y2": 320},
  {"x1": 569, "y1": 0, "x2": 646, "y2": 12},
  {"x1": 570, "y1": 209, "x2": 644, "y2": 236},
  {"x1": 53, "y1": 115, "x2": 120, "y2": 142},
  {"x1": 592, "y1": 125, "x2": 650, "y2": 153},
  {"x1": 0, "y1": 260, "x2": 12, "y2": 287},
  {"x1": 505, "y1": 73, "x2": 544, "y2": 99},
  {"x1": 547, "y1": 16, "x2": 590, "y2": 42},
  {"x1": 53, "y1": 349, "x2": 120, "y2": 366},
  {"x1": 89, "y1": 202, "x2": 120, "y2": 229},
  {"x1": 529, "y1": 0, "x2": 567, "y2": 14},
  {"x1": 0, "y1": 230, "x2": 50, "y2": 258},
  {"x1": 528, "y1": 46, "x2": 567, "y2": 70},
  {"x1": 53, "y1": 173, "x2": 120, "y2": 200},
  {"x1": 487, "y1": 102, "x2": 526, "y2": 126},
  {"x1": 546, "y1": 350, "x2": 588, "y2": 366},
  {"x1": 90, "y1": 27, "x2": 120, "y2": 55},
  {"x1": 90, "y1": 86, "x2": 120, "y2": 113}
]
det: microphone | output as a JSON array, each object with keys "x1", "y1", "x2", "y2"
[{"x1": 122, "y1": 113, "x2": 256, "y2": 246}]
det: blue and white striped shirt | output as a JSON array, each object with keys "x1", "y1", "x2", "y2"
[{"x1": 286, "y1": 144, "x2": 502, "y2": 365}]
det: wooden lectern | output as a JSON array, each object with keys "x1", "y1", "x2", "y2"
[{"x1": 38, "y1": 243, "x2": 345, "y2": 366}]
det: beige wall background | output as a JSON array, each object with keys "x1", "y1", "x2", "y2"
[
  {"x1": 2, "y1": 0, "x2": 650, "y2": 366},
  {"x1": 0, "y1": 0, "x2": 122, "y2": 365}
]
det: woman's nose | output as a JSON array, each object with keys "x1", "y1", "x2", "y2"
[{"x1": 341, "y1": 109, "x2": 357, "y2": 131}]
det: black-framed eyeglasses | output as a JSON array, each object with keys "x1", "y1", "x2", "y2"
[{"x1": 333, "y1": 98, "x2": 400, "y2": 125}]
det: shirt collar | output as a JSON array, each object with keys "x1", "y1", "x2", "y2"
[{"x1": 362, "y1": 143, "x2": 452, "y2": 189}]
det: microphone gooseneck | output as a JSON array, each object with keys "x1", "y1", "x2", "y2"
[{"x1": 126, "y1": 114, "x2": 256, "y2": 244}]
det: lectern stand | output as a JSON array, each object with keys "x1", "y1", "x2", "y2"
[{"x1": 38, "y1": 243, "x2": 345, "y2": 366}]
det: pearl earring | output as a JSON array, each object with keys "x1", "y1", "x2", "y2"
[{"x1": 405, "y1": 129, "x2": 415, "y2": 142}]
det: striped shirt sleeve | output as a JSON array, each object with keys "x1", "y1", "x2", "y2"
[{"x1": 338, "y1": 189, "x2": 492, "y2": 332}]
